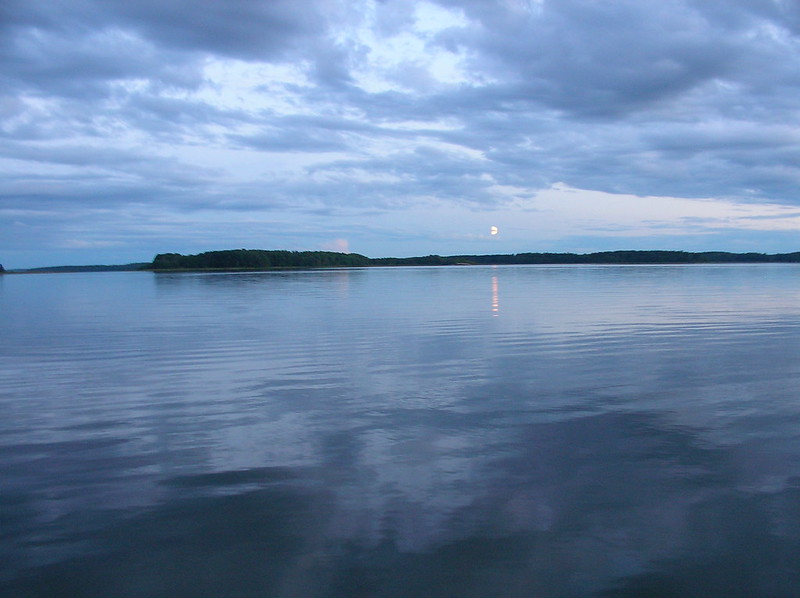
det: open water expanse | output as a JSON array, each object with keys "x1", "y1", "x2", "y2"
[{"x1": 2, "y1": 264, "x2": 800, "y2": 597}]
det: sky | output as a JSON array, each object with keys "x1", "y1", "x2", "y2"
[{"x1": 3, "y1": 0, "x2": 800, "y2": 268}]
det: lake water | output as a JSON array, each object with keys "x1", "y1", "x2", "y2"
[{"x1": 2, "y1": 264, "x2": 800, "y2": 597}]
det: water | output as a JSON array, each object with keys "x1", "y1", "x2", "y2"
[{"x1": 2, "y1": 264, "x2": 800, "y2": 597}]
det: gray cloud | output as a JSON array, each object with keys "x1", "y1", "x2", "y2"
[
  {"x1": 3, "y1": 0, "x2": 800, "y2": 266},
  {"x1": 0, "y1": 0, "x2": 327, "y2": 60},
  {"x1": 434, "y1": 0, "x2": 740, "y2": 118}
]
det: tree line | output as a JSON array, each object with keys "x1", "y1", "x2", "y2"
[
  {"x1": 147, "y1": 249, "x2": 371, "y2": 270},
  {"x1": 145, "y1": 249, "x2": 800, "y2": 271},
  {"x1": 372, "y1": 250, "x2": 800, "y2": 266}
]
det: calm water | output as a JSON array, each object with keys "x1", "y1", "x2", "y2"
[{"x1": 2, "y1": 265, "x2": 800, "y2": 597}]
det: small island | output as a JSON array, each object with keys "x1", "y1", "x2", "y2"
[
  {"x1": 143, "y1": 248, "x2": 800, "y2": 271},
  {"x1": 146, "y1": 249, "x2": 372, "y2": 271}
]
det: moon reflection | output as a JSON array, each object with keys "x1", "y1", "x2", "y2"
[{"x1": 492, "y1": 275, "x2": 499, "y2": 316}]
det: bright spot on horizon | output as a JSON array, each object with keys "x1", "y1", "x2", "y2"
[{"x1": 490, "y1": 226, "x2": 499, "y2": 236}]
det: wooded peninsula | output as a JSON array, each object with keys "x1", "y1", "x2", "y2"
[{"x1": 144, "y1": 249, "x2": 800, "y2": 271}]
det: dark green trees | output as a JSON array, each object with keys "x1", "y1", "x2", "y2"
[
  {"x1": 148, "y1": 249, "x2": 371, "y2": 270},
  {"x1": 147, "y1": 248, "x2": 800, "y2": 271}
]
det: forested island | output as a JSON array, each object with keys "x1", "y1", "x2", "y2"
[
  {"x1": 148, "y1": 250, "x2": 371, "y2": 270},
  {"x1": 144, "y1": 249, "x2": 800, "y2": 271}
]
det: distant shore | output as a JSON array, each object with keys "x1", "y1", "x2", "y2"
[
  {"x1": 144, "y1": 248, "x2": 800, "y2": 270},
  {"x1": 3, "y1": 263, "x2": 149, "y2": 274},
  {"x1": 6, "y1": 249, "x2": 800, "y2": 273}
]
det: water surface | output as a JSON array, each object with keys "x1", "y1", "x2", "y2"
[{"x1": 2, "y1": 265, "x2": 800, "y2": 597}]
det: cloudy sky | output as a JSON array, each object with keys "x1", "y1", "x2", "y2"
[{"x1": 3, "y1": 0, "x2": 800, "y2": 267}]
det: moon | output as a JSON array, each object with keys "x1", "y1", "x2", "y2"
[{"x1": 490, "y1": 226, "x2": 498, "y2": 236}]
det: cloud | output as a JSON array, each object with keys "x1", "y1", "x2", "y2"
[
  {"x1": 60, "y1": 239, "x2": 122, "y2": 249},
  {"x1": 433, "y1": 0, "x2": 739, "y2": 117},
  {"x1": 3, "y1": 0, "x2": 800, "y2": 267}
]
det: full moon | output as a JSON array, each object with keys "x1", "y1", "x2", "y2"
[{"x1": 490, "y1": 226, "x2": 498, "y2": 235}]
